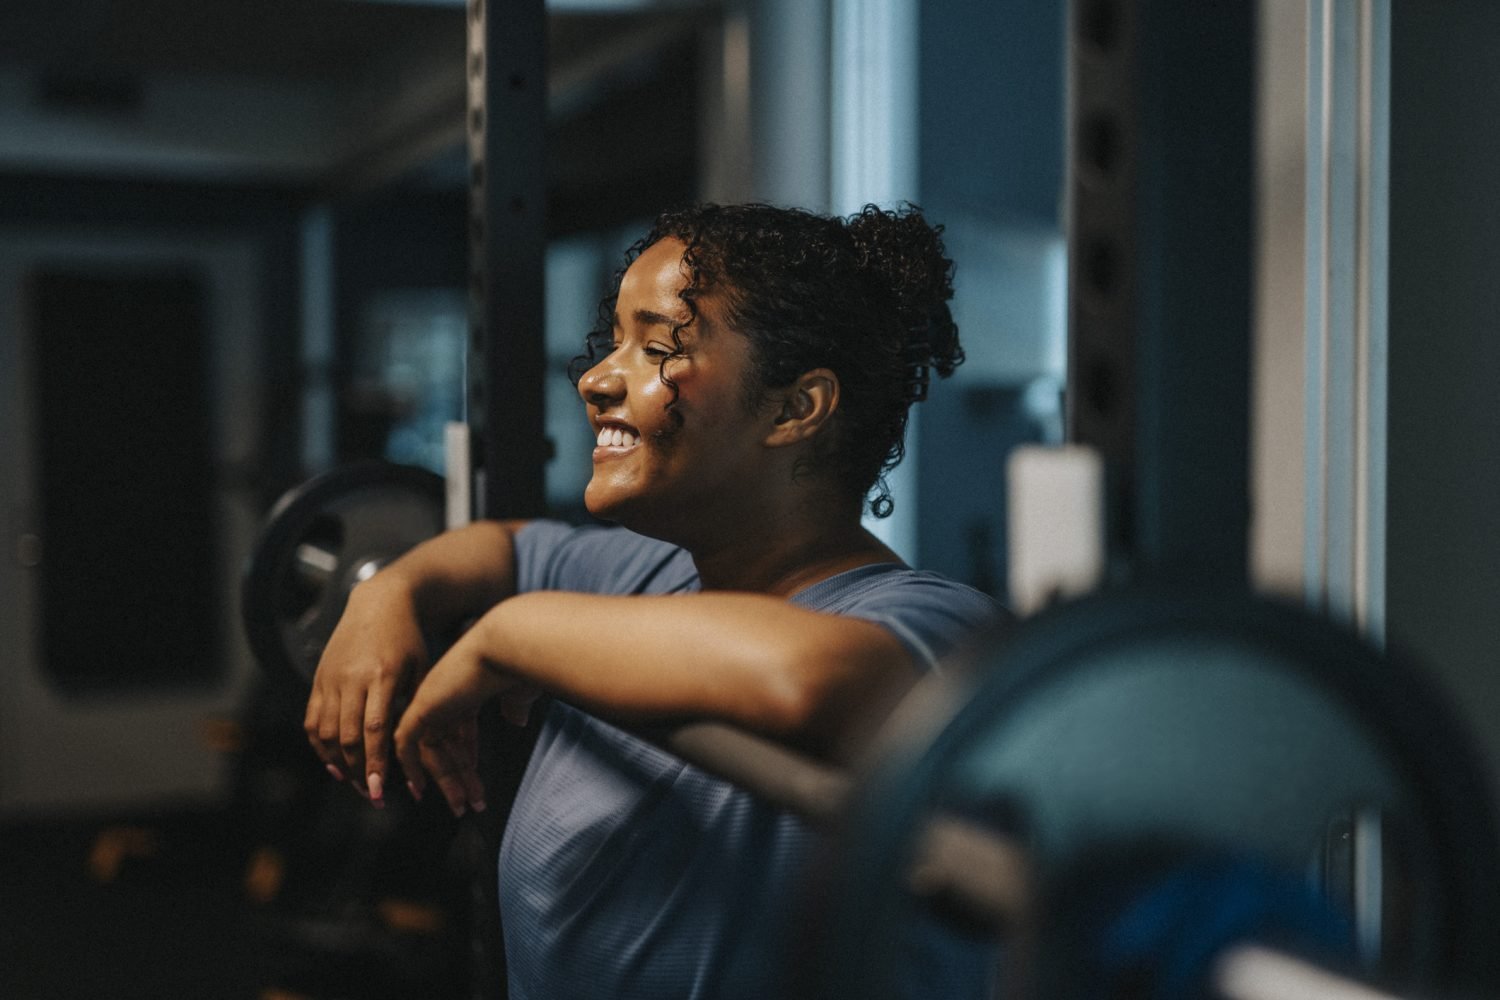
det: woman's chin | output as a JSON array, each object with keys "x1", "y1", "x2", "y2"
[
  {"x1": 583, "y1": 485, "x2": 631, "y2": 525},
  {"x1": 586, "y1": 491, "x2": 674, "y2": 541}
]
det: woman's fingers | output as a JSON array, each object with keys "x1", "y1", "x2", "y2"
[
  {"x1": 305, "y1": 683, "x2": 348, "y2": 780},
  {"x1": 499, "y1": 683, "x2": 542, "y2": 727},
  {"x1": 429, "y1": 736, "x2": 487, "y2": 817},
  {"x1": 394, "y1": 671, "x2": 491, "y2": 817},
  {"x1": 454, "y1": 723, "x2": 486, "y2": 811},
  {"x1": 303, "y1": 651, "x2": 425, "y2": 803},
  {"x1": 302, "y1": 578, "x2": 432, "y2": 802},
  {"x1": 361, "y1": 664, "x2": 404, "y2": 806},
  {"x1": 390, "y1": 640, "x2": 507, "y2": 815},
  {"x1": 396, "y1": 717, "x2": 486, "y2": 817},
  {"x1": 303, "y1": 686, "x2": 334, "y2": 778},
  {"x1": 337, "y1": 685, "x2": 369, "y2": 789}
]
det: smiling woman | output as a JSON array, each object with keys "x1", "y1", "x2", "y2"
[
  {"x1": 304, "y1": 202, "x2": 1002, "y2": 1000},
  {"x1": 573, "y1": 236, "x2": 772, "y2": 541}
]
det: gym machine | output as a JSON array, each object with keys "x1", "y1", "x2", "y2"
[{"x1": 241, "y1": 1, "x2": 1500, "y2": 999}]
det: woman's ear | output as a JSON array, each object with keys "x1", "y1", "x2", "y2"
[{"x1": 765, "y1": 368, "x2": 840, "y2": 447}]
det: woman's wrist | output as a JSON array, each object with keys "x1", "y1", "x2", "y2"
[
  {"x1": 343, "y1": 521, "x2": 519, "y2": 650},
  {"x1": 351, "y1": 563, "x2": 424, "y2": 621}
]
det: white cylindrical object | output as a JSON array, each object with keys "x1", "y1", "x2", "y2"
[
  {"x1": 1006, "y1": 444, "x2": 1105, "y2": 616},
  {"x1": 1216, "y1": 944, "x2": 1402, "y2": 1000},
  {"x1": 444, "y1": 421, "x2": 472, "y2": 530}
]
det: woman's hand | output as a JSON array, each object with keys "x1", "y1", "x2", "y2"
[
  {"x1": 304, "y1": 576, "x2": 429, "y2": 805},
  {"x1": 393, "y1": 628, "x2": 540, "y2": 817}
]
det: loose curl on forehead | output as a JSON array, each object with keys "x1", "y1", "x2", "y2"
[{"x1": 571, "y1": 202, "x2": 963, "y2": 518}]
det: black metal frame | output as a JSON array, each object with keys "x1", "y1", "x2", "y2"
[
  {"x1": 468, "y1": 0, "x2": 550, "y2": 521},
  {"x1": 1066, "y1": 0, "x2": 1254, "y2": 586},
  {"x1": 464, "y1": 6, "x2": 551, "y2": 996}
]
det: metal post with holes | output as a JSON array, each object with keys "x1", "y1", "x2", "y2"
[
  {"x1": 1066, "y1": 0, "x2": 1255, "y2": 585},
  {"x1": 465, "y1": 2, "x2": 549, "y2": 996},
  {"x1": 468, "y1": 0, "x2": 549, "y2": 522}
]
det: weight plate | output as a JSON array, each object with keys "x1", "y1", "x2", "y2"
[
  {"x1": 241, "y1": 462, "x2": 446, "y2": 688},
  {"x1": 807, "y1": 588, "x2": 1500, "y2": 1000}
]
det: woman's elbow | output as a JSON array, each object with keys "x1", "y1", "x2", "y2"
[{"x1": 761, "y1": 629, "x2": 918, "y2": 759}]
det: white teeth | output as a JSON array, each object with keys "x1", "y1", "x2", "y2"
[{"x1": 596, "y1": 426, "x2": 639, "y2": 448}]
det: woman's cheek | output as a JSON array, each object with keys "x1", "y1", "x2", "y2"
[
  {"x1": 644, "y1": 362, "x2": 699, "y2": 411},
  {"x1": 637, "y1": 377, "x2": 675, "y2": 415}
]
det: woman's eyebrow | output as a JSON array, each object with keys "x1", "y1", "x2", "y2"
[
  {"x1": 611, "y1": 307, "x2": 696, "y2": 338},
  {"x1": 631, "y1": 307, "x2": 683, "y2": 329},
  {"x1": 611, "y1": 308, "x2": 680, "y2": 330}
]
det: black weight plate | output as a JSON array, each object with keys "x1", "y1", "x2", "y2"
[
  {"x1": 241, "y1": 462, "x2": 445, "y2": 688},
  {"x1": 807, "y1": 587, "x2": 1500, "y2": 1000}
]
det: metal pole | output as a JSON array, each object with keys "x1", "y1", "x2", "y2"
[
  {"x1": 468, "y1": 0, "x2": 549, "y2": 521},
  {"x1": 1066, "y1": 0, "x2": 1255, "y2": 585},
  {"x1": 464, "y1": 4, "x2": 549, "y2": 995}
]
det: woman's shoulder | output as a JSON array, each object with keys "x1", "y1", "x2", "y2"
[
  {"x1": 795, "y1": 562, "x2": 997, "y2": 613},
  {"x1": 514, "y1": 519, "x2": 698, "y2": 595},
  {"x1": 793, "y1": 563, "x2": 1007, "y2": 668}
]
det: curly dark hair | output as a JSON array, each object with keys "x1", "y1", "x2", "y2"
[{"x1": 572, "y1": 202, "x2": 963, "y2": 518}]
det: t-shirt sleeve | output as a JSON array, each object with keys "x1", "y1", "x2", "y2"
[
  {"x1": 512, "y1": 519, "x2": 694, "y2": 596},
  {"x1": 811, "y1": 571, "x2": 1006, "y2": 670}
]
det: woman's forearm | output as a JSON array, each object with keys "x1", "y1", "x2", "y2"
[{"x1": 467, "y1": 590, "x2": 919, "y2": 756}]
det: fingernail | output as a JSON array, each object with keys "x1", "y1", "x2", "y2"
[
  {"x1": 367, "y1": 773, "x2": 383, "y2": 802},
  {"x1": 472, "y1": 798, "x2": 487, "y2": 813},
  {"x1": 406, "y1": 780, "x2": 422, "y2": 802},
  {"x1": 326, "y1": 764, "x2": 344, "y2": 781},
  {"x1": 452, "y1": 803, "x2": 467, "y2": 819}
]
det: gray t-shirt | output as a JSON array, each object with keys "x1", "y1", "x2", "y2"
[{"x1": 498, "y1": 520, "x2": 999, "y2": 1000}]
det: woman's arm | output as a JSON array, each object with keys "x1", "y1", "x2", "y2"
[
  {"x1": 393, "y1": 590, "x2": 921, "y2": 816},
  {"x1": 304, "y1": 519, "x2": 527, "y2": 803}
]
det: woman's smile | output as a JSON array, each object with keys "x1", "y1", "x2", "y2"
[{"x1": 593, "y1": 421, "x2": 642, "y2": 456}]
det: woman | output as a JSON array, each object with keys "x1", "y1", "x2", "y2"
[{"x1": 305, "y1": 203, "x2": 1000, "y2": 998}]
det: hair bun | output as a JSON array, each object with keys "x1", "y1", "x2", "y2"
[{"x1": 844, "y1": 204, "x2": 964, "y2": 392}]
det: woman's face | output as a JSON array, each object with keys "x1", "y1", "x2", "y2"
[{"x1": 576, "y1": 237, "x2": 773, "y2": 539}]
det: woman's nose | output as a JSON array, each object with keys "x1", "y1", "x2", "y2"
[{"x1": 578, "y1": 358, "x2": 625, "y2": 406}]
